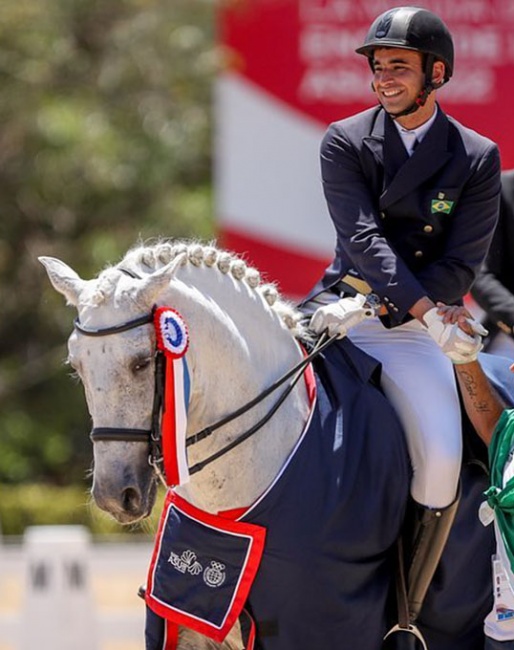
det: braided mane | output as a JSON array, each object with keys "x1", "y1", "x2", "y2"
[{"x1": 111, "y1": 240, "x2": 308, "y2": 338}]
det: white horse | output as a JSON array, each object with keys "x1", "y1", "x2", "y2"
[
  {"x1": 40, "y1": 241, "x2": 314, "y2": 649},
  {"x1": 40, "y1": 240, "x2": 502, "y2": 650}
]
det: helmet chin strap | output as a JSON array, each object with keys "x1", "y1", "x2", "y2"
[{"x1": 386, "y1": 81, "x2": 435, "y2": 119}]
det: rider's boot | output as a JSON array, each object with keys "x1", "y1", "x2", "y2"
[{"x1": 407, "y1": 489, "x2": 461, "y2": 624}]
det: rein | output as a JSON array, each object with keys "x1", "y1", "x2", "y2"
[{"x1": 79, "y1": 272, "x2": 335, "y2": 485}]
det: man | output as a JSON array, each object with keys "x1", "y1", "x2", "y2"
[
  {"x1": 472, "y1": 170, "x2": 514, "y2": 354},
  {"x1": 451, "y1": 348, "x2": 514, "y2": 645},
  {"x1": 304, "y1": 4, "x2": 501, "y2": 633}
]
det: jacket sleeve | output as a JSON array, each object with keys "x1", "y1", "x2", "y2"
[
  {"x1": 415, "y1": 144, "x2": 501, "y2": 305},
  {"x1": 471, "y1": 188, "x2": 514, "y2": 336},
  {"x1": 321, "y1": 123, "x2": 427, "y2": 324}
]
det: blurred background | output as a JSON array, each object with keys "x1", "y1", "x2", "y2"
[
  {"x1": 1, "y1": 0, "x2": 513, "y2": 647},
  {"x1": 0, "y1": 0, "x2": 216, "y2": 535}
]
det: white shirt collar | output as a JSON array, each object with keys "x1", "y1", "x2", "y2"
[{"x1": 394, "y1": 105, "x2": 438, "y2": 155}]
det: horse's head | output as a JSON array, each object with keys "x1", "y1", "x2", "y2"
[
  {"x1": 40, "y1": 241, "x2": 310, "y2": 522},
  {"x1": 39, "y1": 253, "x2": 186, "y2": 523}
]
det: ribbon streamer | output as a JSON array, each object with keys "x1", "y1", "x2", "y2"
[{"x1": 154, "y1": 307, "x2": 191, "y2": 486}]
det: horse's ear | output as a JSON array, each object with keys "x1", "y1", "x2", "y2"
[
  {"x1": 39, "y1": 256, "x2": 87, "y2": 307},
  {"x1": 135, "y1": 253, "x2": 186, "y2": 306}
]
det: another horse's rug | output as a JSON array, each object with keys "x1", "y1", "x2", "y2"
[{"x1": 145, "y1": 339, "x2": 411, "y2": 649}]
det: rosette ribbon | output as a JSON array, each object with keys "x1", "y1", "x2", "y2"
[{"x1": 154, "y1": 307, "x2": 191, "y2": 486}]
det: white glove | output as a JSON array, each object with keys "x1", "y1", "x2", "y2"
[
  {"x1": 424, "y1": 307, "x2": 484, "y2": 364},
  {"x1": 309, "y1": 294, "x2": 375, "y2": 339}
]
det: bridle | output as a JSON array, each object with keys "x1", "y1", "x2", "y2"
[{"x1": 76, "y1": 270, "x2": 336, "y2": 486}]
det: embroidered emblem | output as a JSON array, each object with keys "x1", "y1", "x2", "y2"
[
  {"x1": 431, "y1": 199, "x2": 454, "y2": 214},
  {"x1": 203, "y1": 561, "x2": 227, "y2": 588},
  {"x1": 374, "y1": 14, "x2": 392, "y2": 38},
  {"x1": 168, "y1": 549, "x2": 203, "y2": 575}
]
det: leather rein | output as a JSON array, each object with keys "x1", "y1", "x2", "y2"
[{"x1": 76, "y1": 270, "x2": 335, "y2": 486}]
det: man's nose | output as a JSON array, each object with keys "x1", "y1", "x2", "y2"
[{"x1": 375, "y1": 69, "x2": 393, "y2": 84}]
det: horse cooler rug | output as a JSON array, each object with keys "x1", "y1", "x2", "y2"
[
  {"x1": 145, "y1": 339, "x2": 410, "y2": 649},
  {"x1": 145, "y1": 341, "x2": 511, "y2": 650}
]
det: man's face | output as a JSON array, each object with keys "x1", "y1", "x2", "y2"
[{"x1": 372, "y1": 47, "x2": 426, "y2": 118}]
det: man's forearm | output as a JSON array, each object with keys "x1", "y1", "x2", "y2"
[
  {"x1": 409, "y1": 296, "x2": 436, "y2": 324},
  {"x1": 454, "y1": 361, "x2": 505, "y2": 446}
]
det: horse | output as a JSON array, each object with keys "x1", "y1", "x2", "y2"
[{"x1": 39, "y1": 240, "x2": 512, "y2": 650}]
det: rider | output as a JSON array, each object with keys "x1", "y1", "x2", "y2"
[{"x1": 303, "y1": 5, "x2": 501, "y2": 629}]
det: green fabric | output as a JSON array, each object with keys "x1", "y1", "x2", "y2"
[{"x1": 487, "y1": 409, "x2": 514, "y2": 573}]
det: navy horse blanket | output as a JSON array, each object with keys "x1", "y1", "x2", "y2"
[{"x1": 145, "y1": 339, "x2": 514, "y2": 650}]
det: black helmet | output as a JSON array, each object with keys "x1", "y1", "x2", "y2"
[{"x1": 356, "y1": 6, "x2": 454, "y2": 82}]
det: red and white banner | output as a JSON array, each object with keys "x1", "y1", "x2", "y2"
[{"x1": 216, "y1": 0, "x2": 514, "y2": 298}]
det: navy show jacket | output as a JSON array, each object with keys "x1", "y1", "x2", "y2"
[
  {"x1": 306, "y1": 105, "x2": 501, "y2": 327},
  {"x1": 471, "y1": 169, "x2": 514, "y2": 339}
]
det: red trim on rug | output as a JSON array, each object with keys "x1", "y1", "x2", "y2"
[{"x1": 164, "y1": 620, "x2": 179, "y2": 650}]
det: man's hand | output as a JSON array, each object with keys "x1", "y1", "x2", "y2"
[
  {"x1": 424, "y1": 306, "x2": 485, "y2": 363},
  {"x1": 436, "y1": 302, "x2": 489, "y2": 337},
  {"x1": 309, "y1": 294, "x2": 375, "y2": 339}
]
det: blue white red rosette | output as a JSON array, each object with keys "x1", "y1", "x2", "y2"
[
  {"x1": 154, "y1": 307, "x2": 189, "y2": 359},
  {"x1": 153, "y1": 307, "x2": 191, "y2": 486}
]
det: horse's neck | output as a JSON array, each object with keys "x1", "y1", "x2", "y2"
[{"x1": 163, "y1": 269, "x2": 311, "y2": 513}]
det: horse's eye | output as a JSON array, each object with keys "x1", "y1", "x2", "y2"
[{"x1": 132, "y1": 357, "x2": 152, "y2": 374}]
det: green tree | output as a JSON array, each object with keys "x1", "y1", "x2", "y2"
[{"x1": 0, "y1": 0, "x2": 218, "y2": 485}]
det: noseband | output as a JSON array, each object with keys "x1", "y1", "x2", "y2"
[{"x1": 78, "y1": 270, "x2": 336, "y2": 485}]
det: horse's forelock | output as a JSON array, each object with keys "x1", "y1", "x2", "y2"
[{"x1": 80, "y1": 269, "x2": 121, "y2": 307}]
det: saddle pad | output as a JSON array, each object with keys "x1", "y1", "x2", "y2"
[{"x1": 145, "y1": 491, "x2": 266, "y2": 642}]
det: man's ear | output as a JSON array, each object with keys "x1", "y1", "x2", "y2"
[{"x1": 432, "y1": 60, "x2": 446, "y2": 86}]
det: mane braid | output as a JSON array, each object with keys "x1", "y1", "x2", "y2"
[{"x1": 115, "y1": 240, "x2": 308, "y2": 338}]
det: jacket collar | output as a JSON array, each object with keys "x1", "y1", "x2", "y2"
[{"x1": 363, "y1": 107, "x2": 453, "y2": 210}]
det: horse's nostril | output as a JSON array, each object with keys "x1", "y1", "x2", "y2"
[{"x1": 121, "y1": 486, "x2": 142, "y2": 513}]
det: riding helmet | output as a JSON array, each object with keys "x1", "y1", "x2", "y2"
[{"x1": 356, "y1": 6, "x2": 454, "y2": 82}]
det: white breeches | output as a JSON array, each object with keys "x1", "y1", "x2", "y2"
[{"x1": 347, "y1": 317, "x2": 462, "y2": 508}]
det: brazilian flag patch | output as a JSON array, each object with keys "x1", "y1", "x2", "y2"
[{"x1": 431, "y1": 199, "x2": 454, "y2": 214}]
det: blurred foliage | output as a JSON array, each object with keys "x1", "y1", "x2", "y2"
[
  {"x1": 0, "y1": 482, "x2": 166, "y2": 536},
  {"x1": 0, "y1": 0, "x2": 218, "y2": 486}
]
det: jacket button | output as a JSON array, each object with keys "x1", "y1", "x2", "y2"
[
  {"x1": 380, "y1": 211, "x2": 386, "y2": 219},
  {"x1": 414, "y1": 250, "x2": 424, "y2": 258},
  {"x1": 423, "y1": 225, "x2": 433, "y2": 233}
]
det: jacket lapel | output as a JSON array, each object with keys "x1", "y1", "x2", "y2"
[
  {"x1": 379, "y1": 109, "x2": 453, "y2": 210},
  {"x1": 362, "y1": 109, "x2": 386, "y2": 168}
]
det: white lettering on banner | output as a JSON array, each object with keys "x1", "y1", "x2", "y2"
[
  {"x1": 453, "y1": 28, "x2": 502, "y2": 62},
  {"x1": 438, "y1": 67, "x2": 495, "y2": 103},
  {"x1": 300, "y1": 0, "x2": 500, "y2": 22},
  {"x1": 299, "y1": 65, "x2": 495, "y2": 104},
  {"x1": 296, "y1": 0, "x2": 514, "y2": 107},
  {"x1": 299, "y1": 0, "x2": 361, "y2": 22},
  {"x1": 300, "y1": 27, "x2": 365, "y2": 61},
  {"x1": 299, "y1": 66, "x2": 378, "y2": 102}
]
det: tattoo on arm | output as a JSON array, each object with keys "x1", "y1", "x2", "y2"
[
  {"x1": 455, "y1": 364, "x2": 505, "y2": 446},
  {"x1": 458, "y1": 369, "x2": 493, "y2": 412}
]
